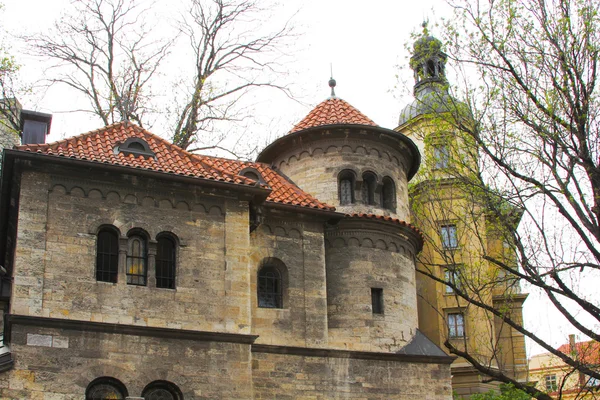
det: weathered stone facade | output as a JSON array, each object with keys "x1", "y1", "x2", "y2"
[{"x1": 0, "y1": 93, "x2": 454, "y2": 398}]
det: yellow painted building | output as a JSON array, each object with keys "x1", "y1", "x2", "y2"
[{"x1": 397, "y1": 29, "x2": 529, "y2": 397}]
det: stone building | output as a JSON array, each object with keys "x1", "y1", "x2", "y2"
[
  {"x1": 0, "y1": 69, "x2": 457, "y2": 397},
  {"x1": 0, "y1": 29, "x2": 531, "y2": 399},
  {"x1": 396, "y1": 30, "x2": 529, "y2": 396}
]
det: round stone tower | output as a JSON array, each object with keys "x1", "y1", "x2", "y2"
[{"x1": 257, "y1": 80, "x2": 423, "y2": 352}]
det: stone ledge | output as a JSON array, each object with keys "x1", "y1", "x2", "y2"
[
  {"x1": 7, "y1": 314, "x2": 259, "y2": 344},
  {"x1": 252, "y1": 343, "x2": 455, "y2": 364}
]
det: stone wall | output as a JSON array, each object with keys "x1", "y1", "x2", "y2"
[
  {"x1": 325, "y1": 219, "x2": 420, "y2": 352},
  {"x1": 0, "y1": 323, "x2": 254, "y2": 399},
  {"x1": 252, "y1": 350, "x2": 452, "y2": 399},
  {"x1": 11, "y1": 167, "x2": 253, "y2": 334},
  {"x1": 270, "y1": 131, "x2": 412, "y2": 221},
  {"x1": 249, "y1": 215, "x2": 328, "y2": 347}
]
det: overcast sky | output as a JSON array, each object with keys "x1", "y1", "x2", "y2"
[{"x1": 2, "y1": 0, "x2": 591, "y2": 356}]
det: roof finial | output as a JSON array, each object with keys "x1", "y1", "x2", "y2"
[{"x1": 328, "y1": 63, "x2": 336, "y2": 97}]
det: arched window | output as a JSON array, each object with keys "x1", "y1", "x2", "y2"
[
  {"x1": 96, "y1": 227, "x2": 119, "y2": 283},
  {"x1": 86, "y1": 377, "x2": 128, "y2": 400},
  {"x1": 258, "y1": 265, "x2": 283, "y2": 308},
  {"x1": 126, "y1": 230, "x2": 148, "y2": 286},
  {"x1": 142, "y1": 380, "x2": 183, "y2": 400},
  {"x1": 381, "y1": 177, "x2": 396, "y2": 210},
  {"x1": 361, "y1": 172, "x2": 377, "y2": 205},
  {"x1": 156, "y1": 234, "x2": 176, "y2": 289},
  {"x1": 338, "y1": 170, "x2": 355, "y2": 205}
]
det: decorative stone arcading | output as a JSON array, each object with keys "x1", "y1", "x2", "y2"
[{"x1": 49, "y1": 181, "x2": 225, "y2": 216}]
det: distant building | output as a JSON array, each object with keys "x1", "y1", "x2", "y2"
[{"x1": 529, "y1": 336, "x2": 600, "y2": 399}]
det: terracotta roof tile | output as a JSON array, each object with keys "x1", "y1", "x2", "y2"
[
  {"x1": 16, "y1": 122, "x2": 335, "y2": 211},
  {"x1": 557, "y1": 340, "x2": 600, "y2": 365},
  {"x1": 345, "y1": 213, "x2": 423, "y2": 239},
  {"x1": 290, "y1": 97, "x2": 377, "y2": 133},
  {"x1": 202, "y1": 156, "x2": 335, "y2": 211}
]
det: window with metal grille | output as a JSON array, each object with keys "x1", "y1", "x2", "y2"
[
  {"x1": 338, "y1": 170, "x2": 355, "y2": 205},
  {"x1": 156, "y1": 236, "x2": 176, "y2": 289},
  {"x1": 362, "y1": 172, "x2": 377, "y2": 205},
  {"x1": 96, "y1": 228, "x2": 119, "y2": 283},
  {"x1": 258, "y1": 266, "x2": 282, "y2": 308},
  {"x1": 86, "y1": 377, "x2": 128, "y2": 400},
  {"x1": 371, "y1": 288, "x2": 384, "y2": 314},
  {"x1": 126, "y1": 234, "x2": 147, "y2": 286},
  {"x1": 142, "y1": 380, "x2": 183, "y2": 400},
  {"x1": 448, "y1": 312, "x2": 465, "y2": 338}
]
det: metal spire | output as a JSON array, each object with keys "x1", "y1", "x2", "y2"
[{"x1": 328, "y1": 64, "x2": 336, "y2": 97}]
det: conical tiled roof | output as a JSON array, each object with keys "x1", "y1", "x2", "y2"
[
  {"x1": 16, "y1": 122, "x2": 335, "y2": 211},
  {"x1": 290, "y1": 97, "x2": 377, "y2": 133}
]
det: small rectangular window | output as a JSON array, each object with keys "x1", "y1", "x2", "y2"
[
  {"x1": 448, "y1": 312, "x2": 465, "y2": 338},
  {"x1": 433, "y1": 145, "x2": 450, "y2": 169},
  {"x1": 545, "y1": 374, "x2": 557, "y2": 391},
  {"x1": 371, "y1": 288, "x2": 384, "y2": 314},
  {"x1": 441, "y1": 224, "x2": 458, "y2": 249},
  {"x1": 444, "y1": 269, "x2": 460, "y2": 294}
]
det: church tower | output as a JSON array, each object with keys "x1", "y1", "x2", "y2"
[{"x1": 396, "y1": 25, "x2": 529, "y2": 397}]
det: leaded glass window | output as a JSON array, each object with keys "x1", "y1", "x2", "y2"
[
  {"x1": 258, "y1": 266, "x2": 282, "y2": 308},
  {"x1": 127, "y1": 234, "x2": 147, "y2": 286}
]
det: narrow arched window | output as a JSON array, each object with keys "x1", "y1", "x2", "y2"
[
  {"x1": 156, "y1": 235, "x2": 176, "y2": 289},
  {"x1": 126, "y1": 233, "x2": 147, "y2": 286},
  {"x1": 96, "y1": 227, "x2": 119, "y2": 283},
  {"x1": 381, "y1": 177, "x2": 396, "y2": 210},
  {"x1": 361, "y1": 172, "x2": 377, "y2": 205},
  {"x1": 86, "y1": 377, "x2": 128, "y2": 400},
  {"x1": 338, "y1": 170, "x2": 355, "y2": 205},
  {"x1": 142, "y1": 380, "x2": 183, "y2": 400},
  {"x1": 258, "y1": 266, "x2": 282, "y2": 308}
]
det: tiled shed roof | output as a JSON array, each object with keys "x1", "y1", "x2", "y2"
[
  {"x1": 290, "y1": 97, "x2": 377, "y2": 133},
  {"x1": 16, "y1": 122, "x2": 335, "y2": 211}
]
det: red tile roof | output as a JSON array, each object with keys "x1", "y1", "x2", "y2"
[
  {"x1": 346, "y1": 213, "x2": 423, "y2": 239},
  {"x1": 290, "y1": 97, "x2": 377, "y2": 133},
  {"x1": 557, "y1": 340, "x2": 600, "y2": 365},
  {"x1": 199, "y1": 156, "x2": 336, "y2": 211},
  {"x1": 16, "y1": 122, "x2": 335, "y2": 211}
]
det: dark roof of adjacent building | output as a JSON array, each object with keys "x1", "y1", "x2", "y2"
[{"x1": 16, "y1": 122, "x2": 336, "y2": 212}]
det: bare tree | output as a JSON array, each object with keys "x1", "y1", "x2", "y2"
[
  {"x1": 405, "y1": 0, "x2": 600, "y2": 398},
  {"x1": 171, "y1": 0, "x2": 292, "y2": 151},
  {"x1": 26, "y1": 0, "x2": 171, "y2": 127}
]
